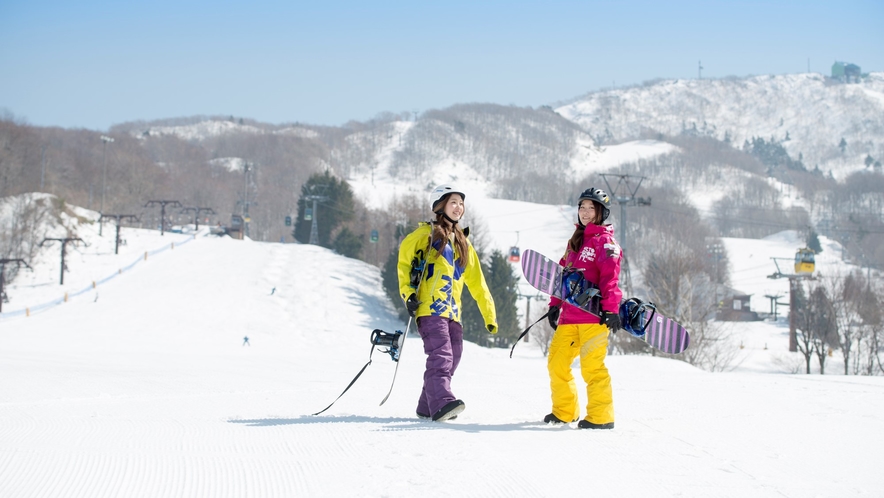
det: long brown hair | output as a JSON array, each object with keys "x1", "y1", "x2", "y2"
[
  {"x1": 568, "y1": 200, "x2": 604, "y2": 253},
  {"x1": 431, "y1": 213, "x2": 469, "y2": 268}
]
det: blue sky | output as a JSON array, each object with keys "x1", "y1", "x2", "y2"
[{"x1": 1, "y1": 0, "x2": 881, "y2": 131}]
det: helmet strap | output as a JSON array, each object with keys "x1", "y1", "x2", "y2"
[{"x1": 439, "y1": 211, "x2": 459, "y2": 225}]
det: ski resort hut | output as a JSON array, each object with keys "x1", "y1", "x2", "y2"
[
  {"x1": 832, "y1": 61, "x2": 862, "y2": 83},
  {"x1": 717, "y1": 294, "x2": 761, "y2": 322},
  {"x1": 228, "y1": 215, "x2": 244, "y2": 240}
]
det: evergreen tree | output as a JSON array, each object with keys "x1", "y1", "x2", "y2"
[
  {"x1": 381, "y1": 249, "x2": 409, "y2": 321},
  {"x1": 484, "y1": 249, "x2": 520, "y2": 346},
  {"x1": 293, "y1": 171, "x2": 355, "y2": 246},
  {"x1": 806, "y1": 230, "x2": 823, "y2": 254},
  {"x1": 461, "y1": 249, "x2": 520, "y2": 348},
  {"x1": 746, "y1": 136, "x2": 806, "y2": 172},
  {"x1": 333, "y1": 227, "x2": 363, "y2": 259},
  {"x1": 461, "y1": 287, "x2": 488, "y2": 346}
]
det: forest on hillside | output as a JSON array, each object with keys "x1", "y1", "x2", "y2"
[
  {"x1": 3, "y1": 88, "x2": 884, "y2": 368},
  {"x1": 3, "y1": 97, "x2": 883, "y2": 276}
]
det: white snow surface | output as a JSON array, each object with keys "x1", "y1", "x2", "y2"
[
  {"x1": 133, "y1": 121, "x2": 319, "y2": 142},
  {"x1": 2, "y1": 192, "x2": 883, "y2": 497}
]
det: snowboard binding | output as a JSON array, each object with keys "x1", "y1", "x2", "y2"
[
  {"x1": 370, "y1": 329, "x2": 404, "y2": 362},
  {"x1": 619, "y1": 298, "x2": 657, "y2": 338},
  {"x1": 561, "y1": 269, "x2": 600, "y2": 308}
]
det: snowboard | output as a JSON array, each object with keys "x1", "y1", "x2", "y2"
[{"x1": 520, "y1": 249, "x2": 690, "y2": 355}]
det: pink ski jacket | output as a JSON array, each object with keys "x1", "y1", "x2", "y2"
[{"x1": 550, "y1": 223, "x2": 623, "y2": 325}]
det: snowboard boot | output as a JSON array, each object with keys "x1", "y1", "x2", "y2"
[
  {"x1": 543, "y1": 413, "x2": 577, "y2": 425},
  {"x1": 577, "y1": 419, "x2": 614, "y2": 430},
  {"x1": 432, "y1": 400, "x2": 465, "y2": 422},
  {"x1": 418, "y1": 410, "x2": 456, "y2": 421}
]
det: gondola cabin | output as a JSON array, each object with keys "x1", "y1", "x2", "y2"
[
  {"x1": 794, "y1": 248, "x2": 815, "y2": 274},
  {"x1": 508, "y1": 246, "x2": 521, "y2": 263}
]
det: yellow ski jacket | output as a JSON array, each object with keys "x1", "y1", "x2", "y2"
[{"x1": 397, "y1": 222, "x2": 497, "y2": 329}]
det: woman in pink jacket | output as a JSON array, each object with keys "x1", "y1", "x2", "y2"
[{"x1": 544, "y1": 187, "x2": 623, "y2": 429}]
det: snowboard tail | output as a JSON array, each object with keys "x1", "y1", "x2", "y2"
[{"x1": 642, "y1": 312, "x2": 690, "y2": 354}]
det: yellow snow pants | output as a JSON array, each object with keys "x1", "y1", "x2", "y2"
[{"x1": 547, "y1": 323, "x2": 614, "y2": 425}]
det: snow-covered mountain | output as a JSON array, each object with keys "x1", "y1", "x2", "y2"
[{"x1": 557, "y1": 72, "x2": 884, "y2": 179}]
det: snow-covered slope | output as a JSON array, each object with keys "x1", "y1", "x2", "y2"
[
  {"x1": 2, "y1": 195, "x2": 883, "y2": 497},
  {"x1": 557, "y1": 72, "x2": 884, "y2": 179}
]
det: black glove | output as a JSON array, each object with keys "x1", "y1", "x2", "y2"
[
  {"x1": 547, "y1": 306, "x2": 560, "y2": 329},
  {"x1": 405, "y1": 294, "x2": 420, "y2": 317},
  {"x1": 601, "y1": 310, "x2": 621, "y2": 333}
]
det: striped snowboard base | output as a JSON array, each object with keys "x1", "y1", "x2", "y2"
[{"x1": 521, "y1": 249, "x2": 690, "y2": 354}]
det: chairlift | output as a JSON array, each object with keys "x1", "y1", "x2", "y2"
[
  {"x1": 794, "y1": 247, "x2": 815, "y2": 274},
  {"x1": 304, "y1": 207, "x2": 313, "y2": 221},
  {"x1": 508, "y1": 232, "x2": 521, "y2": 263}
]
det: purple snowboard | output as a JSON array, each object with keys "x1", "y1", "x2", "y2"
[
  {"x1": 521, "y1": 249, "x2": 690, "y2": 355},
  {"x1": 520, "y1": 248, "x2": 601, "y2": 316},
  {"x1": 640, "y1": 311, "x2": 691, "y2": 354}
]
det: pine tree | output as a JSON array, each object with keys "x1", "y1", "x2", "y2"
[
  {"x1": 806, "y1": 230, "x2": 823, "y2": 254},
  {"x1": 381, "y1": 249, "x2": 409, "y2": 321},
  {"x1": 333, "y1": 227, "x2": 363, "y2": 259},
  {"x1": 461, "y1": 249, "x2": 520, "y2": 348},
  {"x1": 484, "y1": 249, "x2": 520, "y2": 346},
  {"x1": 293, "y1": 170, "x2": 356, "y2": 246}
]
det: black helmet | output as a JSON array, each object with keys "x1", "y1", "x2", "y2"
[{"x1": 578, "y1": 187, "x2": 611, "y2": 222}]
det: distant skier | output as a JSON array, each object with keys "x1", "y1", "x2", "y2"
[
  {"x1": 397, "y1": 184, "x2": 498, "y2": 422},
  {"x1": 243, "y1": 336, "x2": 250, "y2": 346},
  {"x1": 544, "y1": 187, "x2": 622, "y2": 430}
]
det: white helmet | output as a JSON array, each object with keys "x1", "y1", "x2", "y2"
[{"x1": 429, "y1": 184, "x2": 466, "y2": 212}]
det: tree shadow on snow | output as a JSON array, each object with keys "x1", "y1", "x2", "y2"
[{"x1": 228, "y1": 415, "x2": 558, "y2": 432}]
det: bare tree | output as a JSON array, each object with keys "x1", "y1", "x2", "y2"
[
  {"x1": 795, "y1": 281, "x2": 839, "y2": 374},
  {"x1": 810, "y1": 286, "x2": 838, "y2": 375},
  {"x1": 639, "y1": 220, "x2": 741, "y2": 371}
]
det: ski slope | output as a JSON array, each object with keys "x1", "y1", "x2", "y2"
[{"x1": 1, "y1": 208, "x2": 883, "y2": 497}]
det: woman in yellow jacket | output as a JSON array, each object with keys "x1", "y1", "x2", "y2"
[{"x1": 397, "y1": 185, "x2": 497, "y2": 422}]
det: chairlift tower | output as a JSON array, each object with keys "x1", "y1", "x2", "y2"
[
  {"x1": 305, "y1": 185, "x2": 329, "y2": 245},
  {"x1": 240, "y1": 162, "x2": 258, "y2": 238},
  {"x1": 40, "y1": 237, "x2": 85, "y2": 285},
  {"x1": 599, "y1": 174, "x2": 651, "y2": 295},
  {"x1": 99, "y1": 135, "x2": 114, "y2": 236},
  {"x1": 517, "y1": 292, "x2": 547, "y2": 342},
  {"x1": 145, "y1": 200, "x2": 183, "y2": 236},
  {"x1": 763, "y1": 293, "x2": 786, "y2": 320},
  {"x1": 180, "y1": 206, "x2": 216, "y2": 230},
  {"x1": 768, "y1": 257, "x2": 815, "y2": 352},
  {"x1": 99, "y1": 214, "x2": 139, "y2": 254}
]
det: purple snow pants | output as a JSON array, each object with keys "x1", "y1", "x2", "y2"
[{"x1": 415, "y1": 316, "x2": 464, "y2": 417}]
